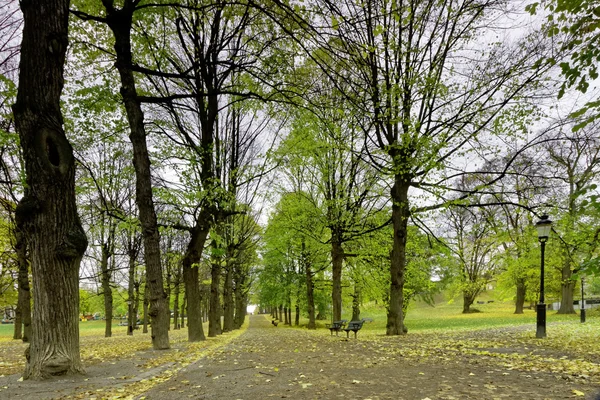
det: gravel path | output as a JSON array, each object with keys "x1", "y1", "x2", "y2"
[{"x1": 139, "y1": 315, "x2": 600, "y2": 400}]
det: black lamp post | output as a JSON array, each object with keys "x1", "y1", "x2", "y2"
[
  {"x1": 581, "y1": 277, "x2": 586, "y2": 323},
  {"x1": 535, "y1": 214, "x2": 552, "y2": 339}
]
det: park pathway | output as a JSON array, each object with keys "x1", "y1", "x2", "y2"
[{"x1": 138, "y1": 315, "x2": 600, "y2": 400}]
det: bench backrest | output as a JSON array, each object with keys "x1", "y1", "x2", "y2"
[{"x1": 347, "y1": 320, "x2": 364, "y2": 330}]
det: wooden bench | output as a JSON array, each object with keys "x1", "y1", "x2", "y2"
[
  {"x1": 343, "y1": 320, "x2": 365, "y2": 339},
  {"x1": 325, "y1": 319, "x2": 347, "y2": 336}
]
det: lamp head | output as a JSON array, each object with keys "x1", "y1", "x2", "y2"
[{"x1": 536, "y1": 214, "x2": 552, "y2": 242}]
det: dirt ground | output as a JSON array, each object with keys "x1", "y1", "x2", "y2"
[{"x1": 0, "y1": 315, "x2": 599, "y2": 400}]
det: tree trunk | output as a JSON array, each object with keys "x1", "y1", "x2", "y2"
[
  {"x1": 233, "y1": 263, "x2": 247, "y2": 329},
  {"x1": 173, "y1": 277, "x2": 180, "y2": 330},
  {"x1": 133, "y1": 277, "x2": 141, "y2": 330},
  {"x1": 295, "y1": 284, "x2": 301, "y2": 326},
  {"x1": 15, "y1": 229, "x2": 31, "y2": 342},
  {"x1": 142, "y1": 281, "x2": 149, "y2": 334},
  {"x1": 180, "y1": 293, "x2": 186, "y2": 329},
  {"x1": 283, "y1": 306, "x2": 288, "y2": 325},
  {"x1": 462, "y1": 292, "x2": 476, "y2": 313},
  {"x1": 558, "y1": 258, "x2": 576, "y2": 314},
  {"x1": 558, "y1": 279, "x2": 576, "y2": 314},
  {"x1": 103, "y1": 1, "x2": 169, "y2": 349},
  {"x1": 202, "y1": 285, "x2": 210, "y2": 322},
  {"x1": 13, "y1": 301, "x2": 22, "y2": 340},
  {"x1": 164, "y1": 260, "x2": 171, "y2": 332},
  {"x1": 222, "y1": 259, "x2": 234, "y2": 332},
  {"x1": 278, "y1": 304, "x2": 283, "y2": 325},
  {"x1": 331, "y1": 239, "x2": 344, "y2": 322},
  {"x1": 127, "y1": 249, "x2": 136, "y2": 336},
  {"x1": 13, "y1": 0, "x2": 87, "y2": 379},
  {"x1": 182, "y1": 223, "x2": 209, "y2": 341},
  {"x1": 351, "y1": 281, "x2": 361, "y2": 321},
  {"x1": 514, "y1": 279, "x2": 526, "y2": 314},
  {"x1": 387, "y1": 178, "x2": 409, "y2": 335},
  {"x1": 208, "y1": 248, "x2": 222, "y2": 337},
  {"x1": 101, "y1": 242, "x2": 113, "y2": 338},
  {"x1": 304, "y1": 248, "x2": 316, "y2": 329}
]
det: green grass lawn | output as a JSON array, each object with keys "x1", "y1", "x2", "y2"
[
  {"x1": 0, "y1": 319, "x2": 134, "y2": 340},
  {"x1": 1, "y1": 299, "x2": 594, "y2": 340},
  {"x1": 311, "y1": 298, "x2": 587, "y2": 333}
]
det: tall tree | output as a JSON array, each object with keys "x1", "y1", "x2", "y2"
[
  {"x1": 296, "y1": 0, "x2": 555, "y2": 334},
  {"x1": 487, "y1": 154, "x2": 545, "y2": 314},
  {"x1": 13, "y1": 0, "x2": 87, "y2": 378},
  {"x1": 230, "y1": 214, "x2": 260, "y2": 329},
  {"x1": 128, "y1": 0, "x2": 285, "y2": 341},
  {"x1": 545, "y1": 124, "x2": 600, "y2": 313},
  {"x1": 75, "y1": 0, "x2": 172, "y2": 349},
  {"x1": 278, "y1": 83, "x2": 383, "y2": 323},
  {"x1": 445, "y1": 202, "x2": 499, "y2": 313},
  {"x1": 0, "y1": 0, "x2": 30, "y2": 344},
  {"x1": 262, "y1": 192, "x2": 329, "y2": 329}
]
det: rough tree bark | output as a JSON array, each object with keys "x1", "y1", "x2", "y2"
[
  {"x1": 558, "y1": 270, "x2": 576, "y2": 314},
  {"x1": 514, "y1": 279, "x2": 526, "y2": 314},
  {"x1": 133, "y1": 279, "x2": 140, "y2": 330},
  {"x1": 208, "y1": 246, "x2": 222, "y2": 337},
  {"x1": 233, "y1": 262, "x2": 247, "y2": 329},
  {"x1": 462, "y1": 292, "x2": 477, "y2": 314},
  {"x1": 14, "y1": 228, "x2": 31, "y2": 342},
  {"x1": 173, "y1": 272, "x2": 180, "y2": 330},
  {"x1": 102, "y1": 0, "x2": 169, "y2": 349},
  {"x1": 180, "y1": 293, "x2": 186, "y2": 329},
  {"x1": 351, "y1": 281, "x2": 361, "y2": 321},
  {"x1": 222, "y1": 258, "x2": 234, "y2": 332},
  {"x1": 386, "y1": 177, "x2": 409, "y2": 335},
  {"x1": 13, "y1": 0, "x2": 87, "y2": 378},
  {"x1": 181, "y1": 224, "x2": 209, "y2": 341},
  {"x1": 164, "y1": 258, "x2": 171, "y2": 331},
  {"x1": 142, "y1": 281, "x2": 149, "y2": 334},
  {"x1": 127, "y1": 248, "x2": 136, "y2": 336},
  {"x1": 331, "y1": 239, "x2": 344, "y2": 322}
]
